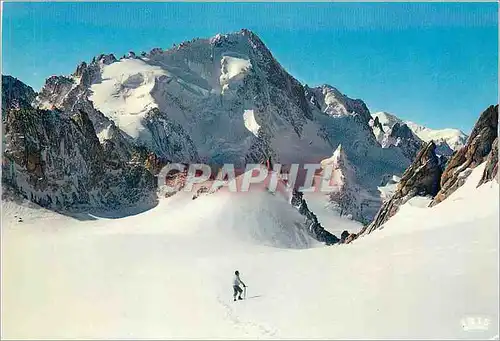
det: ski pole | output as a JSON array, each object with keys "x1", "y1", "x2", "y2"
[{"x1": 244, "y1": 286, "x2": 247, "y2": 299}]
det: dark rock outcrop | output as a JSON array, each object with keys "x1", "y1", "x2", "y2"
[
  {"x1": 431, "y1": 105, "x2": 498, "y2": 206},
  {"x1": 291, "y1": 189, "x2": 340, "y2": 245},
  {"x1": 372, "y1": 116, "x2": 384, "y2": 133},
  {"x1": 385, "y1": 122, "x2": 424, "y2": 161},
  {"x1": 192, "y1": 186, "x2": 210, "y2": 200},
  {"x1": 434, "y1": 141, "x2": 454, "y2": 157},
  {"x1": 2, "y1": 75, "x2": 36, "y2": 115},
  {"x1": 344, "y1": 233, "x2": 358, "y2": 244},
  {"x1": 361, "y1": 141, "x2": 442, "y2": 235},
  {"x1": 478, "y1": 137, "x2": 499, "y2": 186},
  {"x1": 340, "y1": 230, "x2": 350, "y2": 243},
  {"x1": 2, "y1": 77, "x2": 157, "y2": 210},
  {"x1": 390, "y1": 122, "x2": 414, "y2": 140}
]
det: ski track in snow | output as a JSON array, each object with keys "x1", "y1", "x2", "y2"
[{"x1": 216, "y1": 296, "x2": 279, "y2": 337}]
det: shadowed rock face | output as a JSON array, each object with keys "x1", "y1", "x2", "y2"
[
  {"x1": 387, "y1": 122, "x2": 424, "y2": 161},
  {"x1": 360, "y1": 141, "x2": 442, "y2": 236},
  {"x1": 2, "y1": 77, "x2": 157, "y2": 210},
  {"x1": 478, "y1": 137, "x2": 499, "y2": 187},
  {"x1": 390, "y1": 122, "x2": 414, "y2": 140},
  {"x1": 2, "y1": 76, "x2": 36, "y2": 115},
  {"x1": 431, "y1": 105, "x2": 498, "y2": 206}
]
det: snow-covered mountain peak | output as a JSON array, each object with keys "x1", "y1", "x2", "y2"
[
  {"x1": 308, "y1": 84, "x2": 372, "y2": 124},
  {"x1": 23, "y1": 30, "x2": 414, "y2": 224},
  {"x1": 372, "y1": 111, "x2": 467, "y2": 151},
  {"x1": 316, "y1": 144, "x2": 371, "y2": 222},
  {"x1": 39, "y1": 29, "x2": 318, "y2": 166},
  {"x1": 371, "y1": 111, "x2": 401, "y2": 131},
  {"x1": 404, "y1": 121, "x2": 467, "y2": 151}
]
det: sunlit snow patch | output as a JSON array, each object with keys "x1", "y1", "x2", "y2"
[
  {"x1": 243, "y1": 109, "x2": 260, "y2": 137},
  {"x1": 96, "y1": 124, "x2": 112, "y2": 142},
  {"x1": 219, "y1": 55, "x2": 251, "y2": 93},
  {"x1": 89, "y1": 59, "x2": 168, "y2": 139}
]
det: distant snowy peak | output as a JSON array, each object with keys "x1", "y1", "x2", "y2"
[
  {"x1": 405, "y1": 121, "x2": 467, "y2": 151},
  {"x1": 55, "y1": 29, "x2": 319, "y2": 166},
  {"x1": 381, "y1": 122, "x2": 424, "y2": 160},
  {"x1": 307, "y1": 85, "x2": 372, "y2": 124},
  {"x1": 368, "y1": 111, "x2": 424, "y2": 160},
  {"x1": 371, "y1": 111, "x2": 401, "y2": 132},
  {"x1": 372, "y1": 111, "x2": 467, "y2": 151}
]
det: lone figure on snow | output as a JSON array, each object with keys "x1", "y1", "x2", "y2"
[{"x1": 233, "y1": 270, "x2": 246, "y2": 301}]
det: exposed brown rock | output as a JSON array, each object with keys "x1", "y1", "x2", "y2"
[
  {"x1": 431, "y1": 105, "x2": 498, "y2": 206},
  {"x1": 478, "y1": 137, "x2": 499, "y2": 186},
  {"x1": 2, "y1": 102, "x2": 155, "y2": 209},
  {"x1": 363, "y1": 141, "x2": 442, "y2": 236}
]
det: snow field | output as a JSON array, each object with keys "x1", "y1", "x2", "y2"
[{"x1": 1, "y1": 165, "x2": 498, "y2": 339}]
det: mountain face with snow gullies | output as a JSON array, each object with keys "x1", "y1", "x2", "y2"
[
  {"x1": 2, "y1": 29, "x2": 464, "y2": 224},
  {"x1": 371, "y1": 111, "x2": 468, "y2": 157},
  {"x1": 8, "y1": 29, "x2": 414, "y2": 221}
]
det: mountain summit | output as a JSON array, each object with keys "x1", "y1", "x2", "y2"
[{"x1": 2, "y1": 29, "x2": 467, "y2": 223}]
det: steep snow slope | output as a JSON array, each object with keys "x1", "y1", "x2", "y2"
[
  {"x1": 373, "y1": 111, "x2": 468, "y2": 151},
  {"x1": 367, "y1": 163, "x2": 497, "y2": 236},
  {"x1": 2, "y1": 164, "x2": 497, "y2": 339}
]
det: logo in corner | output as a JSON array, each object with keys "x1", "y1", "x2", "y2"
[{"x1": 461, "y1": 316, "x2": 491, "y2": 331}]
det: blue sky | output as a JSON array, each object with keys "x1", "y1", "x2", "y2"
[{"x1": 2, "y1": 2, "x2": 498, "y2": 132}]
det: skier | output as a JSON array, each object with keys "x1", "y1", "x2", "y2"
[{"x1": 233, "y1": 270, "x2": 246, "y2": 301}]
